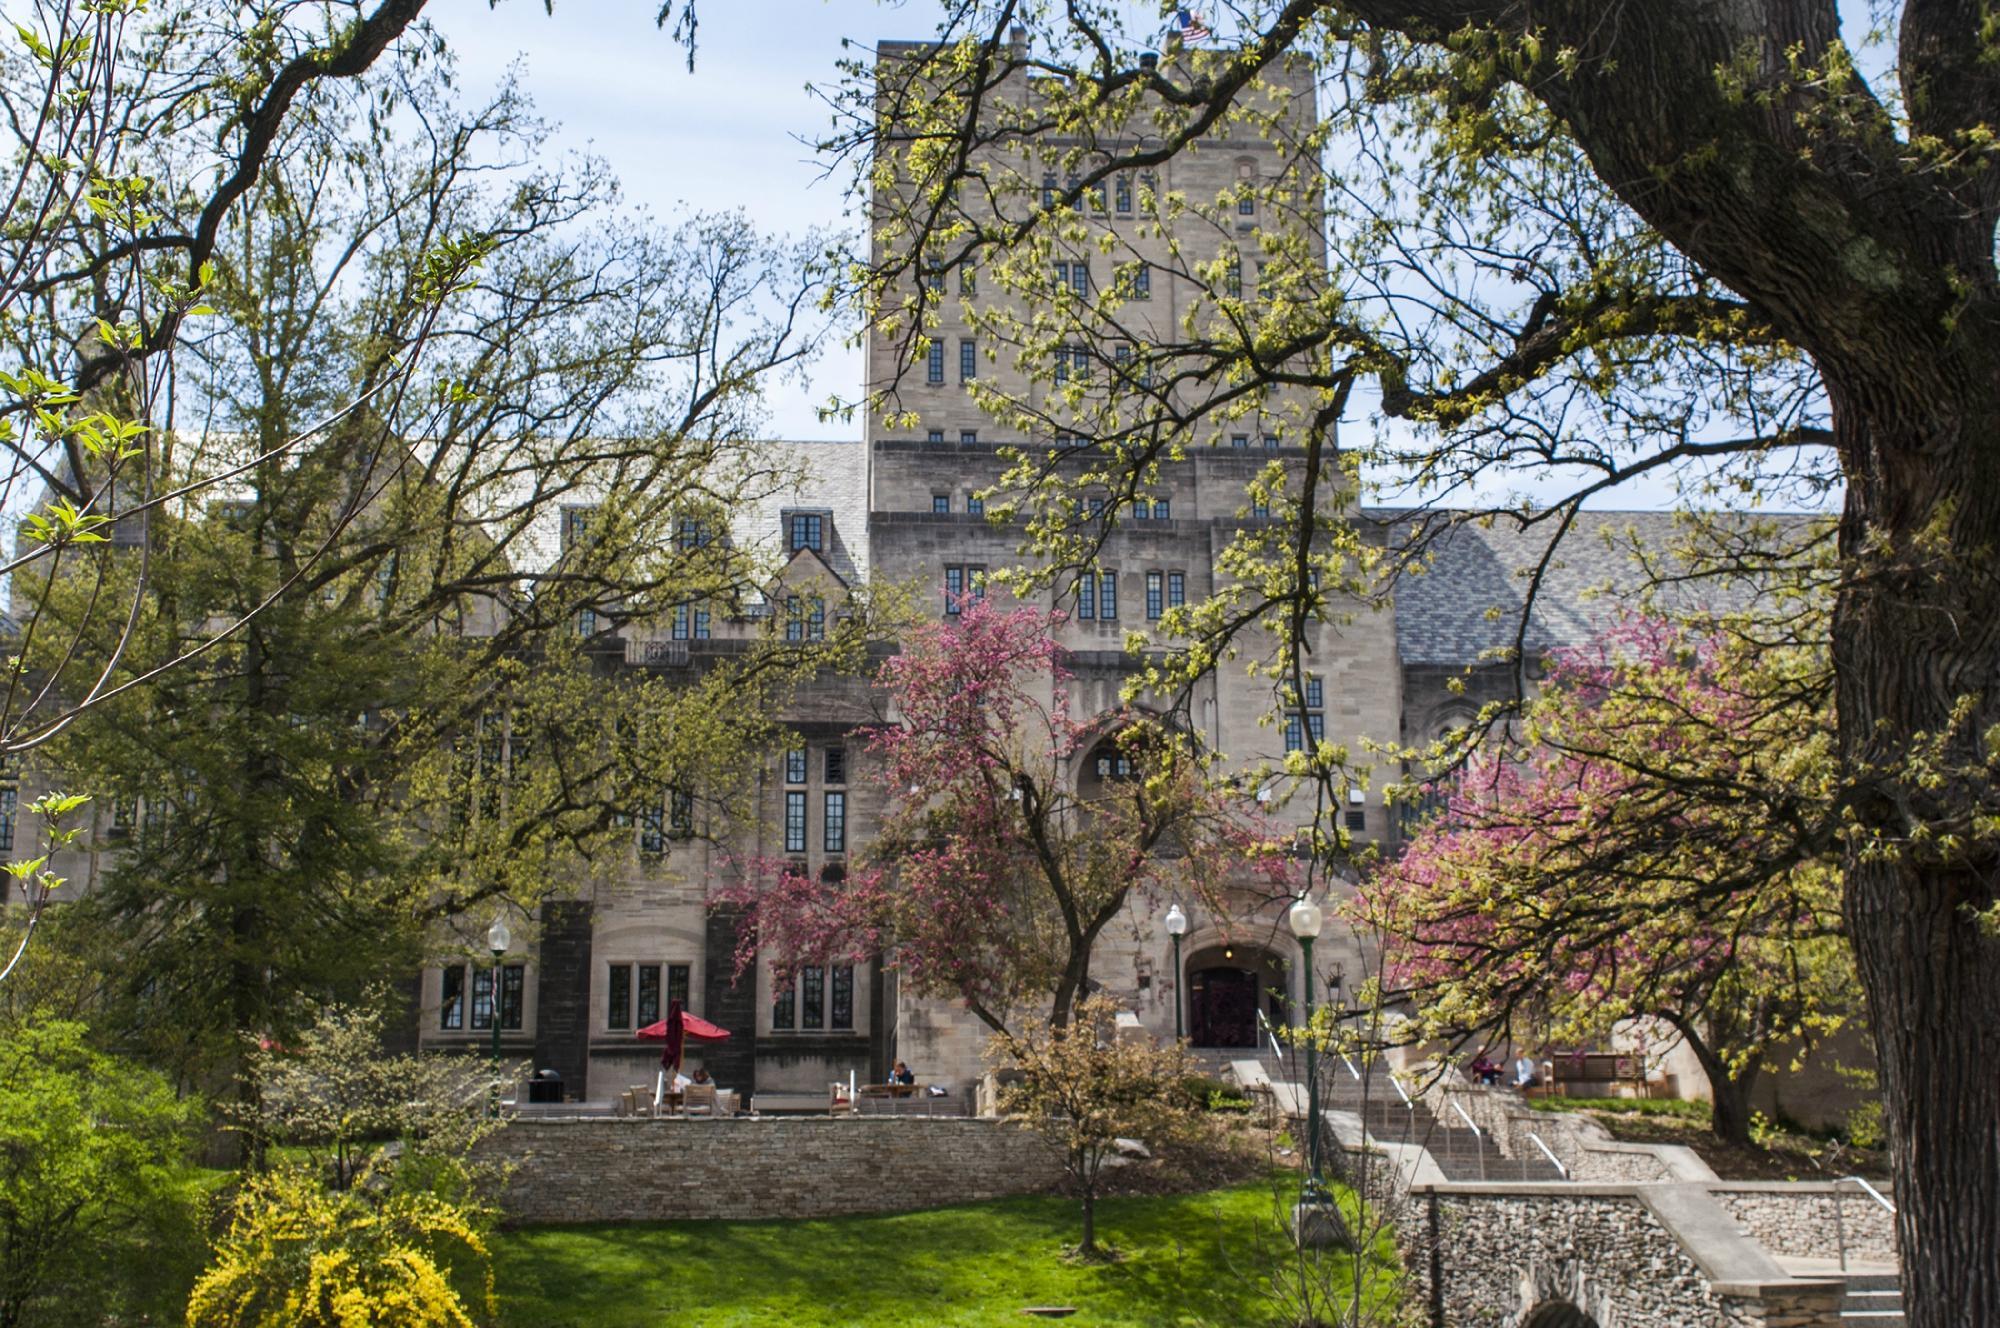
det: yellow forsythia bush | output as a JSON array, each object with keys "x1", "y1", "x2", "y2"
[{"x1": 186, "y1": 1169, "x2": 496, "y2": 1328}]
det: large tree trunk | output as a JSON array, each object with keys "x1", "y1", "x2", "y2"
[
  {"x1": 1835, "y1": 387, "x2": 2000, "y2": 1327},
  {"x1": 1490, "y1": 7, "x2": 2000, "y2": 1320}
]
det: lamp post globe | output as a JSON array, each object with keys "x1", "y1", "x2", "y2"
[
  {"x1": 486, "y1": 916, "x2": 511, "y2": 1117},
  {"x1": 1164, "y1": 904, "x2": 1188, "y2": 1043},
  {"x1": 1288, "y1": 893, "x2": 1327, "y2": 1201},
  {"x1": 1287, "y1": 894, "x2": 1322, "y2": 941}
]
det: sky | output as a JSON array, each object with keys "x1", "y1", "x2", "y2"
[
  {"x1": 430, "y1": 0, "x2": 877, "y2": 440},
  {"x1": 428, "y1": 0, "x2": 1842, "y2": 514}
]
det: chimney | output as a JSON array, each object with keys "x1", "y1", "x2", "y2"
[
  {"x1": 1139, "y1": 51, "x2": 1159, "y2": 72},
  {"x1": 1008, "y1": 24, "x2": 1027, "y2": 55}
]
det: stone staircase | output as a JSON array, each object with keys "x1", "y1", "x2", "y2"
[
  {"x1": 1195, "y1": 1044, "x2": 1564, "y2": 1183},
  {"x1": 1838, "y1": 1271, "x2": 1904, "y2": 1324}
]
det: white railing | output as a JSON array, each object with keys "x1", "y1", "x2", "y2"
[
  {"x1": 1256, "y1": 1009, "x2": 1286, "y2": 1064},
  {"x1": 1838, "y1": 1175, "x2": 1897, "y2": 1214},
  {"x1": 1526, "y1": 1130, "x2": 1569, "y2": 1179},
  {"x1": 1831, "y1": 1175, "x2": 1896, "y2": 1271},
  {"x1": 1448, "y1": 1096, "x2": 1486, "y2": 1180}
]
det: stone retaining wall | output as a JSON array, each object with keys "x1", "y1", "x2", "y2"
[
  {"x1": 1711, "y1": 1184, "x2": 1898, "y2": 1266},
  {"x1": 1400, "y1": 1184, "x2": 1845, "y2": 1328},
  {"x1": 484, "y1": 1117, "x2": 1065, "y2": 1224}
]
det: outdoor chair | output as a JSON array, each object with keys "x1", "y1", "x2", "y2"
[{"x1": 683, "y1": 1083, "x2": 718, "y2": 1116}]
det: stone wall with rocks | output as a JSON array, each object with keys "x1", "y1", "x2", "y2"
[
  {"x1": 1398, "y1": 1183, "x2": 1846, "y2": 1328},
  {"x1": 485, "y1": 1116, "x2": 1065, "y2": 1225},
  {"x1": 1712, "y1": 1184, "x2": 1898, "y2": 1266}
]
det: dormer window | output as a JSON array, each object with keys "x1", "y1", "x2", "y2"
[{"x1": 789, "y1": 514, "x2": 823, "y2": 553}]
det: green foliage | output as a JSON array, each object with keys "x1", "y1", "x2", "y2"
[
  {"x1": 187, "y1": 1168, "x2": 496, "y2": 1328},
  {"x1": 1174, "y1": 1074, "x2": 1254, "y2": 1113},
  {"x1": 0, "y1": 1020, "x2": 204, "y2": 1328},
  {"x1": 1846, "y1": 1099, "x2": 1886, "y2": 1150},
  {"x1": 28, "y1": 44, "x2": 846, "y2": 1086},
  {"x1": 994, "y1": 997, "x2": 1201, "y2": 1257},
  {"x1": 232, "y1": 998, "x2": 514, "y2": 1197},
  {"x1": 193, "y1": 1000, "x2": 515, "y2": 1327}
]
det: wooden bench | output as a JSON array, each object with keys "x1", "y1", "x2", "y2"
[{"x1": 1547, "y1": 1053, "x2": 1648, "y2": 1097}]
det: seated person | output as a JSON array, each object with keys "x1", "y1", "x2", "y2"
[
  {"x1": 1470, "y1": 1054, "x2": 1501, "y2": 1087},
  {"x1": 689, "y1": 1067, "x2": 714, "y2": 1087},
  {"x1": 888, "y1": 1060, "x2": 916, "y2": 1086},
  {"x1": 1512, "y1": 1055, "x2": 1540, "y2": 1090}
]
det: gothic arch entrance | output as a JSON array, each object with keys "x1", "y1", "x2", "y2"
[
  {"x1": 1522, "y1": 1302, "x2": 1599, "y2": 1328},
  {"x1": 1184, "y1": 944, "x2": 1286, "y2": 1048}
]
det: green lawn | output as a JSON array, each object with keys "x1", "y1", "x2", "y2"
[{"x1": 492, "y1": 1177, "x2": 1400, "y2": 1327}]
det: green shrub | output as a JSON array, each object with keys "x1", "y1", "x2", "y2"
[{"x1": 0, "y1": 1020, "x2": 205, "y2": 1326}]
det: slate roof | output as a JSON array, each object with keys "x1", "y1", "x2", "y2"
[{"x1": 1379, "y1": 509, "x2": 1825, "y2": 668}]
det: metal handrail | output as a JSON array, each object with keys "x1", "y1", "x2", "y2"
[
  {"x1": 1838, "y1": 1175, "x2": 1897, "y2": 1214},
  {"x1": 1830, "y1": 1175, "x2": 1895, "y2": 1272},
  {"x1": 1256, "y1": 1009, "x2": 1286, "y2": 1064},
  {"x1": 1389, "y1": 1070, "x2": 1414, "y2": 1109},
  {"x1": 1338, "y1": 1049, "x2": 1363, "y2": 1081},
  {"x1": 1526, "y1": 1131, "x2": 1569, "y2": 1179},
  {"x1": 1448, "y1": 1096, "x2": 1486, "y2": 1180}
]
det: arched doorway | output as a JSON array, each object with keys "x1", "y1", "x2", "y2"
[
  {"x1": 1184, "y1": 945, "x2": 1287, "y2": 1048},
  {"x1": 1522, "y1": 1302, "x2": 1599, "y2": 1328}
]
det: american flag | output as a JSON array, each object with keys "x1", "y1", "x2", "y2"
[{"x1": 1175, "y1": 9, "x2": 1212, "y2": 43}]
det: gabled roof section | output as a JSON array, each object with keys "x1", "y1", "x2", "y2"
[{"x1": 1382, "y1": 509, "x2": 1826, "y2": 668}]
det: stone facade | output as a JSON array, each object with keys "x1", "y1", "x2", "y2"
[{"x1": 483, "y1": 1117, "x2": 1063, "y2": 1225}]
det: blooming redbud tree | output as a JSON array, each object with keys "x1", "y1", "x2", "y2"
[
  {"x1": 719, "y1": 597, "x2": 1297, "y2": 1036},
  {"x1": 1364, "y1": 616, "x2": 1854, "y2": 1145}
]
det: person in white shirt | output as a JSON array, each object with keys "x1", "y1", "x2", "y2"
[{"x1": 1512, "y1": 1055, "x2": 1539, "y2": 1090}]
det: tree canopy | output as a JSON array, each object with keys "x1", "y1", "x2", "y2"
[
  {"x1": 835, "y1": 6, "x2": 2000, "y2": 1320},
  {"x1": 1366, "y1": 614, "x2": 1851, "y2": 1142}
]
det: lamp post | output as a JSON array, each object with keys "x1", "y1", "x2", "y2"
[
  {"x1": 1164, "y1": 904, "x2": 1188, "y2": 1042},
  {"x1": 486, "y1": 915, "x2": 511, "y2": 1118},
  {"x1": 1288, "y1": 893, "x2": 1327, "y2": 1203}
]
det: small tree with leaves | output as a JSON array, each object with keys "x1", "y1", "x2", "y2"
[
  {"x1": 721, "y1": 597, "x2": 1295, "y2": 1036},
  {"x1": 232, "y1": 997, "x2": 513, "y2": 1197},
  {"x1": 993, "y1": 996, "x2": 1198, "y2": 1260}
]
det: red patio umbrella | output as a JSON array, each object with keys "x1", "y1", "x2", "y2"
[{"x1": 635, "y1": 999, "x2": 731, "y2": 1073}]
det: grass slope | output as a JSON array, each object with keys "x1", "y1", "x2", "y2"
[{"x1": 494, "y1": 1176, "x2": 1396, "y2": 1327}]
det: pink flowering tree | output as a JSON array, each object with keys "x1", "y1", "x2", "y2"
[
  {"x1": 1363, "y1": 616, "x2": 1851, "y2": 1144},
  {"x1": 719, "y1": 597, "x2": 1296, "y2": 1036}
]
